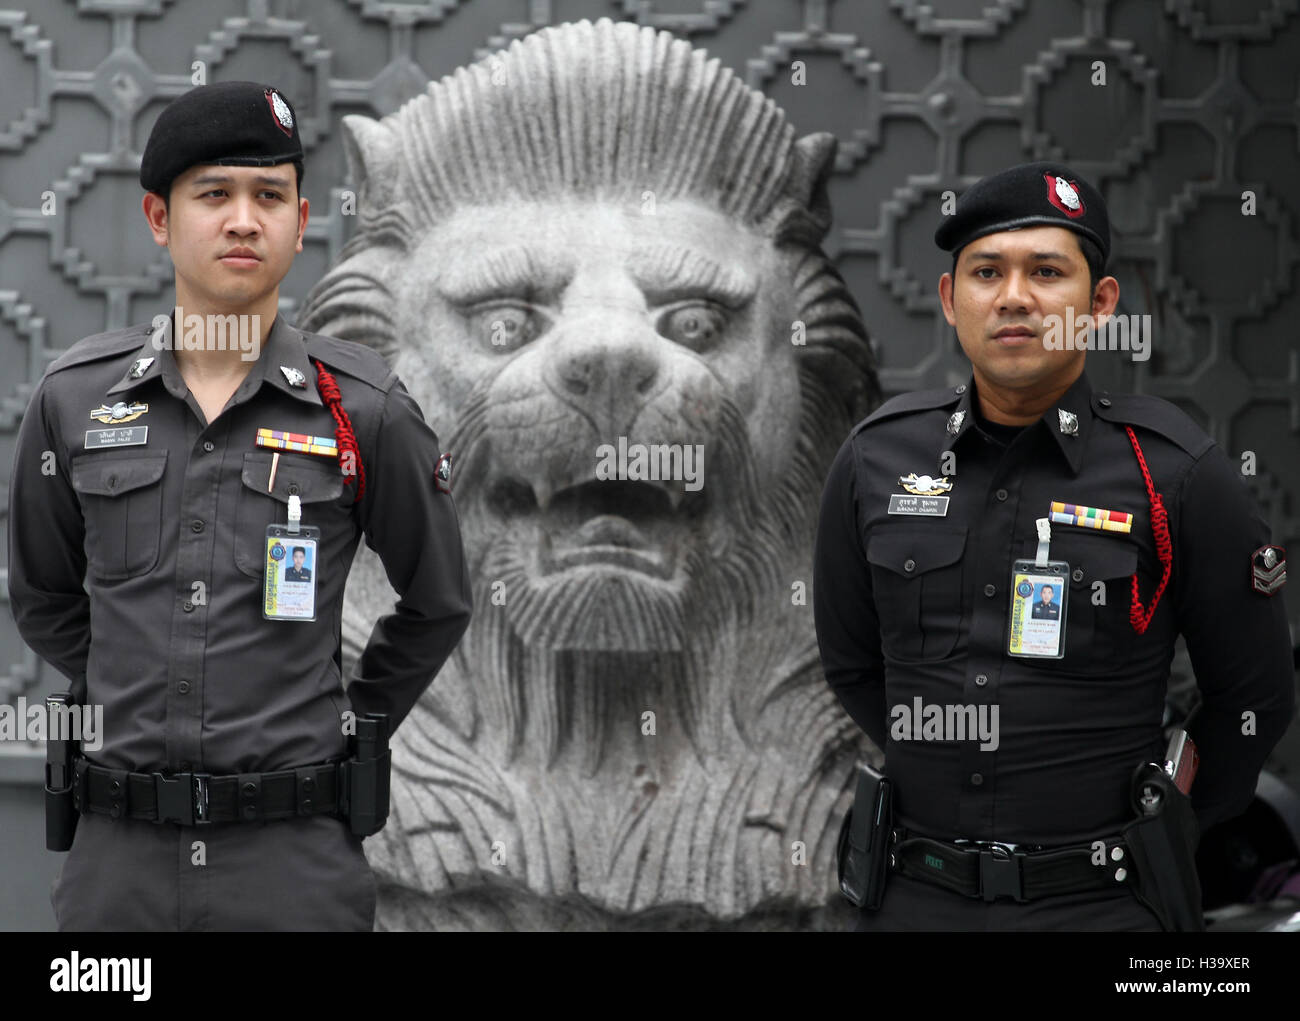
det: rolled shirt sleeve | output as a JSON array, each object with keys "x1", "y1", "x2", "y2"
[{"x1": 347, "y1": 379, "x2": 473, "y2": 732}]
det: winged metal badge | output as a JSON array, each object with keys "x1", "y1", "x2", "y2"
[
  {"x1": 898, "y1": 473, "x2": 953, "y2": 496},
  {"x1": 89, "y1": 401, "x2": 148, "y2": 424}
]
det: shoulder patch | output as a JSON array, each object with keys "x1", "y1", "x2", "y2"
[
  {"x1": 44, "y1": 326, "x2": 151, "y2": 376},
  {"x1": 302, "y1": 332, "x2": 398, "y2": 393},
  {"x1": 1093, "y1": 392, "x2": 1213, "y2": 459},
  {"x1": 850, "y1": 385, "x2": 962, "y2": 437}
]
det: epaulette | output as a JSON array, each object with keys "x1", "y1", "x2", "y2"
[
  {"x1": 44, "y1": 325, "x2": 151, "y2": 376},
  {"x1": 302, "y1": 331, "x2": 398, "y2": 393},
  {"x1": 1092, "y1": 391, "x2": 1214, "y2": 459},
  {"x1": 850, "y1": 384, "x2": 963, "y2": 437}
]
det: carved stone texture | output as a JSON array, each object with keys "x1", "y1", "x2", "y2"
[{"x1": 298, "y1": 17, "x2": 880, "y2": 930}]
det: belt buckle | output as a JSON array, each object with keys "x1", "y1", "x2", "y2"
[
  {"x1": 977, "y1": 842, "x2": 1025, "y2": 902},
  {"x1": 153, "y1": 771, "x2": 212, "y2": 825}
]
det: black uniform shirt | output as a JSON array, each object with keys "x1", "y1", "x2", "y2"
[
  {"x1": 7, "y1": 314, "x2": 473, "y2": 775},
  {"x1": 813, "y1": 369, "x2": 1293, "y2": 842}
]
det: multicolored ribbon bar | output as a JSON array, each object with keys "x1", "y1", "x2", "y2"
[
  {"x1": 1050, "y1": 501, "x2": 1132, "y2": 533},
  {"x1": 255, "y1": 427, "x2": 338, "y2": 458}
]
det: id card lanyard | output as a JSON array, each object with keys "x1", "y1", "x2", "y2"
[
  {"x1": 263, "y1": 494, "x2": 320, "y2": 622},
  {"x1": 1007, "y1": 517, "x2": 1069, "y2": 658}
]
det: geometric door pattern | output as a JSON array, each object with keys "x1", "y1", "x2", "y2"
[{"x1": 2, "y1": 0, "x2": 1296, "y2": 749}]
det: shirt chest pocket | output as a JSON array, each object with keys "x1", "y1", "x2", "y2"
[
  {"x1": 1050, "y1": 533, "x2": 1140, "y2": 673},
  {"x1": 866, "y1": 526, "x2": 967, "y2": 662},
  {"x1": 233, "y1": 450, "x2": 347, "y2": 578},
  {"x1": 70, "y1": 451, "x2": 168, "y2": 581}
]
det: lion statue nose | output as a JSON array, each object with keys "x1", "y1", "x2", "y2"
[{"x1": 548, "y1": 331, "x2": 663, "y2": 430}]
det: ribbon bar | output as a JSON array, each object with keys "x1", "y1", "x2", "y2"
[
  {"x1": 1049, "y1": 500, "x2": 1132, "y2": 534},
  {"x1": 255, "y1": 427, "x2": 339, "y2": 458}
]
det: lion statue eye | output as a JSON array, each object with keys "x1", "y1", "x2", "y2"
[
  {"x1": 657, "y1": 304, "x2": 727, "y2": 351},
  {"x1": 471, "y1": 304, "x2": 545, "y2": 352}
]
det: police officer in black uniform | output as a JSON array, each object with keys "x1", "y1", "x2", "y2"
[
  {"x1": 813, "y1": 161, "x2": 1294, "y2": 931},
  {"x1": 7, "y1": 81, "x2": 473, "y2": 931}
]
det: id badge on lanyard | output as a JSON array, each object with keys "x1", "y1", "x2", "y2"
[
  {"x1": 263, "y1": 495, "x2": 320, "y2": 622},
  {"x1": 1007, "y1": 518, "x2": 1068, "y2": 658}
]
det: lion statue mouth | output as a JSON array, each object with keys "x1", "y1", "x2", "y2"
[{"x1": 487, "y1": 478, "x2": 708, "y2": 582}]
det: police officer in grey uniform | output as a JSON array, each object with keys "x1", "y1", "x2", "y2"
[
  {"x1": 814, "y1": 162, "x2": 1294, "y2": 931},
  {"x1": 7, "y1": 81, "x2": 473, "y2": 931}
]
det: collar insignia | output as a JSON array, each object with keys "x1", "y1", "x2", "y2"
[
  {"x1": 280, "y1": 365, "x2": 307, "y2": 388},
  {"x1": 434, "y1": 452, "x2": 454, "y2": 493}
]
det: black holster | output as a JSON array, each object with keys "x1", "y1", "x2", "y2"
[
  {"x1": 836, "y1": 761, "x2": 893, "y2": 909},
  {"x1": 1122, "y1": 761, "x2": 1205, "y2": 932},
  {"x1": 341, "y1": 712, "x2": 390, "y2": 837},
  {"x1": 44, "y1": 692, "x2": 79, "y2": 851}
]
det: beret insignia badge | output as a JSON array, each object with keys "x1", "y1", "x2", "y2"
[
  {"x1": 1044, "y1": 174, "x2": 1086, "y2": 219},
  {"x1": 265, "y1": 89, "x2": 294, "y2": 137}
]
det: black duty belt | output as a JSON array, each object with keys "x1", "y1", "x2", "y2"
[
  {"x1": 890, "y1": 827, "x2": 1132, "y2": 902},
  {"x1": 73, "y1": 756, "x2": 344, "y2": 825}
]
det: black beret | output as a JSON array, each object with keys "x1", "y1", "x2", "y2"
[
  {"x1": 140, "y1": 80, "x2": 303, "y2": 196},
  {"x1": 934, "y1": 161, "x2": 1109, "y2": 264}
]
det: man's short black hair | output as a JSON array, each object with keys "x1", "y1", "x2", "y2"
[
  {"x1": 1041, "y1": 584, "x2": 1055, "y2": 595},
  {"x1": 292, "y1": 546, "x2": 305, "y2": 556},
  {"x1": 951, "y1": 231, "x2": 1106, "y2": 296},
  {"x1": 161, "y1": 158, "x2": 304, "y2": 213}
]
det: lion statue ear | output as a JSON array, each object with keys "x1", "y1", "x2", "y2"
[
  {"x1": 341, "y1": 114, "x2": 400, "y2": 211},
  {"x1": 775, "y1": 132, "x2": 838, "y2": 245}
]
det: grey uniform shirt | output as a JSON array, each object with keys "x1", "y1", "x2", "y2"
[{"x1": 7, "y1": 314, "x2": 473, "y2": 776}]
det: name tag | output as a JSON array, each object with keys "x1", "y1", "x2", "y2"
[
  {"x1": 888, "y1": 494, "x2": 949, "y2": 517},
  {"x1": 85, "y1": 426, "x2": 148, "y2": 448}
]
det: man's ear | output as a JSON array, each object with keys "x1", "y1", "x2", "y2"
[
  {"x1": 296, "y1": 196, "x2": 310, "y2": 253},
  {"x1": 938, "y1": 271, "x2": 957, "y2": 327},
  {"x1": 142, "y1": 191, "x2": 169, "y2": 247},
  {"x1": 1091, "y1": 275, "x2": 1120, "y2": 320}
]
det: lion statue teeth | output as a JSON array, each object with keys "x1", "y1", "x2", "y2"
[{"x1": 298, "y1": 17, "x2": 880, "y2": 930}]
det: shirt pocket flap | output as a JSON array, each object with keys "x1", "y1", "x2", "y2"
[
  {"x1": 866, "y1": 526, "x2": 967, "y2": 578},
  {"x1": 1065, "y1": 534, "x2": 1139, "y2": 588},
  {"x1": 241, "y1": 449, "x2": 344, "y2": 504},
  {"x1": 71, "y1": 452, "x2": 168, "y2": 497}
]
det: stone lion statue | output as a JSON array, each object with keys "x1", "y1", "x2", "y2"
[{"x1": 298, "y1": 17, "x2": 879, "y2": 930}]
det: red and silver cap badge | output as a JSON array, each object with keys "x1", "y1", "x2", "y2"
[
  {"x1": 265, "y1": 88, "x2": 294, "y2": 137},
  {"x1": 1044, "y1": 173, "x2": 1086, "y2": 219}
]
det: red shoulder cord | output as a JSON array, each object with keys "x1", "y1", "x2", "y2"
[
  {"x1": 312, "y1": 358, "x2": 366, "y2": 502},
  {"x1": 1125, "y1": 425, "x2": 1171, "y2": 634}
]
